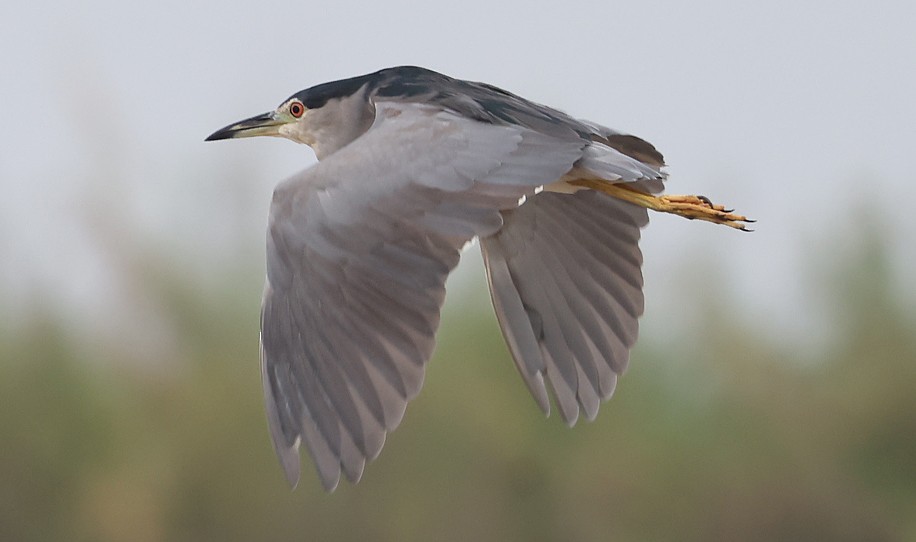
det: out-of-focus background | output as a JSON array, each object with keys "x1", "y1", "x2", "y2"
[{"x1": 2, "y1": 1, "x2": 915, "y2": 540}]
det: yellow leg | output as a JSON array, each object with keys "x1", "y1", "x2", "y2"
[{"x1": 568, "y1": 179, "x2": 754, "y2": 231}]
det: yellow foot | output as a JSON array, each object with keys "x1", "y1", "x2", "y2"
[
  {"x1": 654, "y1": 194, "x2": 754, "y2": 230},
  {"x1": 569, "y1": 179, "x2": 755, "y2": 231}
]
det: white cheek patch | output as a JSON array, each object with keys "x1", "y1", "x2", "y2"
[{"x1": 279, "y1": 117, "x2": 317, "y2": 149}]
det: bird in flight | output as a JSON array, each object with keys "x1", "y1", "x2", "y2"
[{"x1": 206, "y1": 66, "x2": 752, "y2": 491}]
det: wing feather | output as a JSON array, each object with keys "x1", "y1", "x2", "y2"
[{"x1": 480, "y1": 191, "x2": 649, "y2": 425}]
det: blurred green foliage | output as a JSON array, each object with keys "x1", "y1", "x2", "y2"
[{"x1": 1, "y1": 224, "x2": 914, "y2": 542}]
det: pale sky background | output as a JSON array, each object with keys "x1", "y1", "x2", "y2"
[{"x1": 1, "y1": 0, "x2": 914, "y2": 353}]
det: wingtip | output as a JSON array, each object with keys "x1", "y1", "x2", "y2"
[
  {"x1": 277, "y1": 445, "x2": 302, "y2": 490},
  {"x1": 319, "y1": 472, "x2": 341, "y2": 493},
  {"x1": 532, "y1": 373, "x2": 551, "y2": 415}
]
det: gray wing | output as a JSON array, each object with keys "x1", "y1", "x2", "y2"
[
  {"x1": 474, "y1": 114, "x2": 662, "y2": 421},
  {"x1": 480, "y1": 190, "x2": 650, "y2": 425},
  {"x1": 260, "y1": 102, "x2": 585, "y2": 490}
]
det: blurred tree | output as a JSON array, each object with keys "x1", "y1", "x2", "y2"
[{"x1": 0, "y1": 207, "x2": 913, "y2": 542}]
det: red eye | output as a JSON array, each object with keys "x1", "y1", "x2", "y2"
[{"x1": 289, "y1": 101, "x2": 305, "y2": 118}]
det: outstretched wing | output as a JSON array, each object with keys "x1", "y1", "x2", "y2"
[
  {"x1": 260, "y1": 102, "x2": 585, "y2": 490},
  {"x1": 480, "y1": 190, "x2": 650, "y2": 426}
]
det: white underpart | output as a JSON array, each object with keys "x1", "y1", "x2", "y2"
[{"x1": 543, "y1": 179, "x2": 587, "y2": 194}]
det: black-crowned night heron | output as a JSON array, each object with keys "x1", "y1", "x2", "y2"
[{"x1": 206, "y1": 66, "x2": 751, "y2": 491}]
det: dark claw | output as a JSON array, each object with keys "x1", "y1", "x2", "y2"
[{"x1": 697, "y1": 195, "x2": 713, "y2": 206}]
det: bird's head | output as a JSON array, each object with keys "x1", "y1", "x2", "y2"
[
  {"x1": 206, "y1": 77, "x2": 377, "y2": 159},
  {"x1": 205, "y1": 96, "x2": 314, "y2": 144}
]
